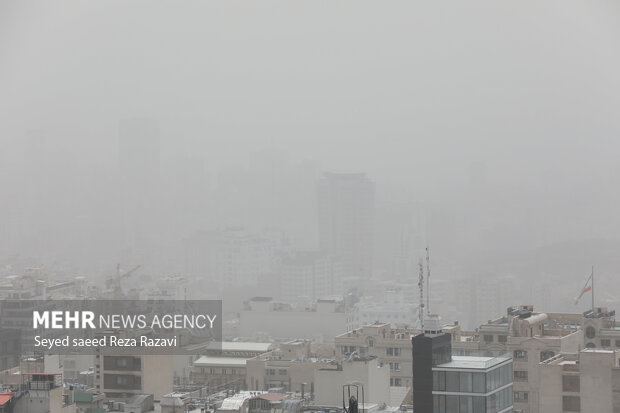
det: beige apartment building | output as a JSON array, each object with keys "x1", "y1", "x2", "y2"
[
  {"x1": 190, "y1": 342, "x2": 273, "y2": 391},
  {"x1": 334, "y1": 320, "x2": 469, "y2": 389},
  {"x1": 95, "y1": 354, "x2": 173, "y2": 401},
  {"x1": 246, "y1": 340, "x2": 334, "y2": 394},
  {"x1": 539, "y1": 348, "x2": 620, "y2": 412},
  {"x1": 191, "y1": 356, "x2": 248, "y2": 390},
  {"x1": 335, "y1": 322, "x2": 416, "y2": 388},
  {"x1": 466, "y1": 306, "x2": 583, "y2": 413},
  {"x1": 332, "y1": 305, "x2": 620, "y2": 413}
]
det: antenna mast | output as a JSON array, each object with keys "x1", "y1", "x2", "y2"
[
  {"x1": 418, "y1": 258, "x2": 425, "y2": 331},
  {"x1": 426, "y1": 246, "x2": 431, "y2": 315},
  {"x1": 591, "y1": 265, "x2": 595, "y2": 311}
]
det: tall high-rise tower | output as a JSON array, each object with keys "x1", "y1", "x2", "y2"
[{"x1": 317, "y1": 172, "x2": 375, "y2": 279}]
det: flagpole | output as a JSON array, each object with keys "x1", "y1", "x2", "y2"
[{"x1": 591, "y1": 265, "x2": 595, "y2": 311}]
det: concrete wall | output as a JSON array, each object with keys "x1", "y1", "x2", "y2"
[
  {"x1": 142, "y1": 355, "x2": 173, "y2": 400},
  {"x1": 314, "y1": 358, "x2": 390, "y2": 407},
  {"x1": 580, "y1": 350, "x2": 614, "y2": 412}
]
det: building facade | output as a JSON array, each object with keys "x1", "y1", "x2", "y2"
[
  {"x1": 412, "y1": 330, "x2": 513, "y2": 413},
  {"x1": 539, "y1": 348, "x2": 620, "y2": 412},
  {"x1": 278, "y1": 251, "x2": 343, "y2": 303},
  {"x1": 317, "y1": 172, "x2": 375, "y2": 280}
]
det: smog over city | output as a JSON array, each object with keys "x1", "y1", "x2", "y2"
[{"x1": 1, "y1": 2, "x2": 620, "y2": 412}]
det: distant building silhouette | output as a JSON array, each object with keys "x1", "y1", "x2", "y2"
[
  {"x1": 317, "y1": 173, "x2": 375, "y2": 279},
  {"x1": 118, "y1": 118, "x2": 161, "y2": 253}
]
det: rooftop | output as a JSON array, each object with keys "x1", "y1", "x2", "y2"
[
  {"x1": 194, "y1": 356, "x2": 249, "y2": 367},
  {"x1": 436, "y1": 354, "x2": 511, "y2": 370},
  {"x1": 207, "y1": 341, "x2": 273, "y2": 353}
]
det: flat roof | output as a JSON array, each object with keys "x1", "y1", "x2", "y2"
[
  {"x1": 194, "y1": 356, "x2": 249, "y2": 367},
  {"x1": 207, "y1": 341, "x2": 272, "y2": 352},
  {"x1": 436, "y1": 354, "x2": 511, "y2": 370}
]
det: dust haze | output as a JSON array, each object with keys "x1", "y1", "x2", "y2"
[{"x1": 1, "y1": 1, "x2": 620, "y2": 327}]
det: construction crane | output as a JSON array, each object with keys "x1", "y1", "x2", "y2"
[{"x1": 106, "y1": 264, "x2": 141, "y2": 298}]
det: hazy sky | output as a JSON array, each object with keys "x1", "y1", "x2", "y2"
[{"x1": 1, "y1": 1, "x2": 620, "y2": 268}]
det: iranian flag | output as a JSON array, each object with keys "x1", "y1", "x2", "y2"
[{"x1": 574, "y1": 273, "x2": 593, "y2": 305}]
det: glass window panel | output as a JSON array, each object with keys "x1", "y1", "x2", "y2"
[
  {"x1": 459, "y1": 395, "x2": 473, "y2": 413},
  {"x1": 446, "y1": 395, "x2": 458, "y2": 413},
  {"x1": 486, "y1": 392, "x2": 497, "y2": 411},
  {"x1": 433, "y1": 395, "x2": 440, "y2": 413},
  {"x1": 562, "y1": 396, "x2": 580, "y2": 412},
  {"x1": 473, "y1": 396, "x2": 485, "y2": 412},
  {"x1": 446, "y1": 371, "x2": 459, "y2": 392},
  {"x1": 459, "y1": 372, "x2": 472, "y2": 393},
  {"x1": 435, "y1": 371, "x2": 445, "y2": 391},
  {"x1": 473, "y1": 372, "x2": 485, "y2": 393},
  {"x1": 562, "y1": 375, "x2": 580, "y2": 392}
]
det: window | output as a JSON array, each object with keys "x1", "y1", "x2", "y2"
[
  {"x1": 472, "y1": 396, "x2": 485, "y2": 412},
  {"x1": 484, "y1": 335, "x2": 494, "y2": 343},
  {"x1": 540, "y1": 350, "x2": 555, "y2": 362},
  {"x1": 514, "y1": 370, "x2": 528, "y2": 382},
  {"x1": 472, "y1": 373, "x2": 485, "y2": 393},
  {"x1": 498, "y1": 335, "x2": 507, "y2": 343},
  {"x1": 116, "y1": 376, "x2": 128, "y2": 385},
  {"x1": 601, "y1": 339, "x2": 611, "y2": 347},
  {"x1": 563, "y1": 375, "x2": 580, "y2": 392},
  {"x1": 446, "y1": 371, "x2": 459, "y2": 392},
  {"x1": 390, "y1": 378, "x2": 402, "y2": 386},
  {"x1": 116, "y1": 358, "x2": 128, "y2": 367},
  {"x1": 231, "y1": 369, "x2": 237, "y2": 375},
  {"x1": 278, "y1": 369, "x2": 287, "y2": 375},
  {"x1": 459, "y1": 395, "x2": 473, "y2": 413},
  {"x1": 433, "y1": 371, "x2": 446, "y2": 391},
  {"x1": 563, "y1": 396, "x2": 581, "y2": 412},
  {"x1": 387, "y1": 347, "x2": 401, "y2": 356},
  {"x1": 267, "y1": 369, "x2": 276, "y2": 376},
  {"x1": 585, "y1": 326, "x2": 596, "y2": 339},
  {"x1": 514, "y1": 391, "x2": 528, "y2": 403},
  {"x1": 514, "y1": 350, "x2": 527, "y2": 361},
  {"x1": 486, "y1": 368, "x2": 501, "y2": 392},
  {"x1": 459, "y1": 372, "x2": 472, "y2": 392},
  {"x1": 389, "y1": 362, "x2": 401, "y2": 372},
  {"x1": 615, "y1": 340, "x2": 620, "y2": 348}
]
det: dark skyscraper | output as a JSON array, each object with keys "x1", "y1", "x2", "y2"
[{"x1": 317, "y1": 172, "x2": 375, "y2": 279}]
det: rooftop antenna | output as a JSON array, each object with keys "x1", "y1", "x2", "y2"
[
  {"x1": 418, "y1": 258, "x2": 424, "y2": 331},
  {"x1": 426, "y1": 246, "x2": 431, "y2": 315},
  {"x1": 591, "y1": 265, "x2": 595, "y2": 311}
]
